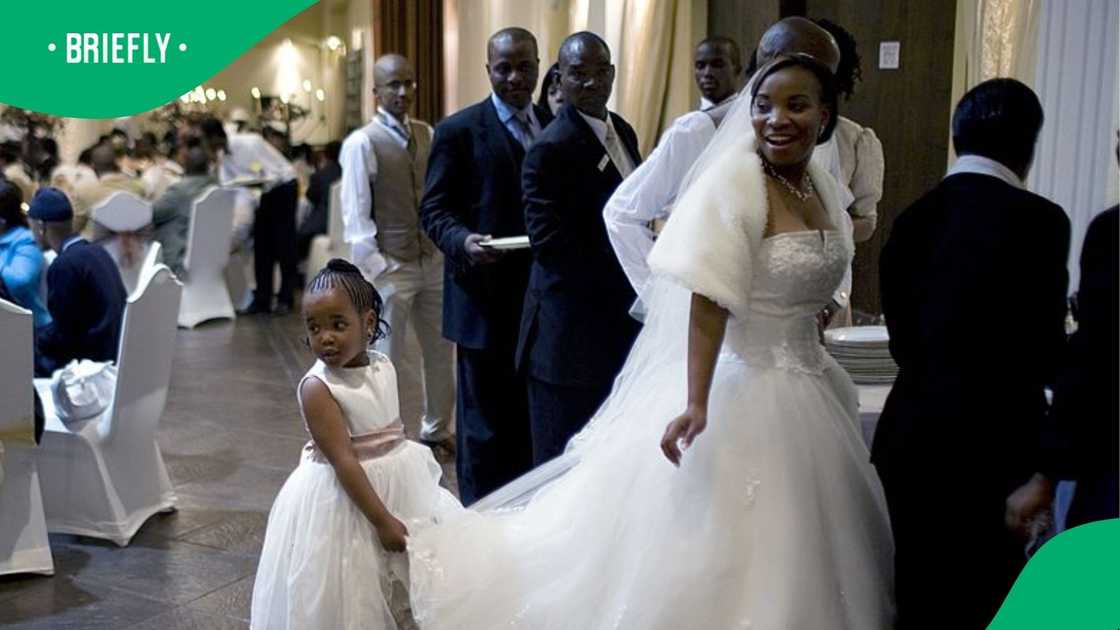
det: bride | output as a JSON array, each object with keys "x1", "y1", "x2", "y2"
[{"x1": 407, "y1": 55, "x2": 895, "y2": 629}]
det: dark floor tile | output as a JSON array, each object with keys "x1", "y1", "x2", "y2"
[
  {"x1": 174, "y1": 464, "x2": 290, "y2": 512},
  {"x1": 123, "y1": 606, "x2": 248, "y2": 630},
  {"x1": 185, "y1": 573, "x2": 255, "y2": 622},
  {"x1": 44, "y1": 538, "x2": 255, "y2": 606},
  {"x1": 0, "y1": 576, "x2": 169, "y2": 629},
  {"x1": 178, "y1": 512, "x2": 268, "y2": 557}
]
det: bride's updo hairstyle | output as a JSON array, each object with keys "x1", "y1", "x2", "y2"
[
  {"x1": 305, "y1": 258, "x2": 390, "y2": 344},
  {"x1": 750, "y1": 53, "x2": 840, "y2": 144}
]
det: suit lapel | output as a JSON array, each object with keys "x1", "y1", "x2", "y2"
[
  {"x1": 562, "y1": 105, "x2": 622, "y2": 185},
  {"x1": 609, "y1": 112, "x2": 642, "y2": 168},
  {"x1": 478, "y1": 97, "x2": 523, "y2": 171}
]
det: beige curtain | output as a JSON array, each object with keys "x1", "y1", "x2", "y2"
[
  {"x1": 609, "y1": 0, "x2": 703, "y2": 155},
  {"x1": 444, "y1": 0, "x2": 703, "y2": 152},
  {"x1": 949, "y1": 0, "x2": 1040, "y2": 161}
]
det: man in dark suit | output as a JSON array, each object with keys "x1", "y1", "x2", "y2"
[
  {"x1": 518, "y1": 32, "x2": 643, "y2": 466},
  {"x1": 1043, "y1": 203, "x2": 1118, "y2": 527},
  {"x1": 27, "y1": 187, "x2": 127, "y2": 377},
  {"x1": 873, "y1": 79, "x2": 1070, "y2": 629},
  {"x1": 421, "y1": 27, "x2": 554, "y2": 505}
]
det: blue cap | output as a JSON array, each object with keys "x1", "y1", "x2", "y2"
[{"x1": 27, "y1": 187, "x2": 73, "y2": 222}]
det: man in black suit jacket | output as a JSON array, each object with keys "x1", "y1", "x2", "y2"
[
  {"x1": 421, "y1": 27, "x2": 554, "y2": 505},
  {"x1": 874, "y1": 79, "x2": 1070, "y2": 629},
  {"x1": 1043, "y1": 204, "x2": 1118, "y2": 527},
  {"x1": 518, "y1": 32, "x2": 643, "y2": 465},
  {"x1": 27, "y1": 187, "x2": 127, "y2": 377}
]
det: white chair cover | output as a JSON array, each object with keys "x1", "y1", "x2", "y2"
[
  {"x1": 92, "y1": 191, "x2": 155, "y2": 295},
  {"x1": 0, "y1": 299, "x2": 53, "y2": 575},
  {"x1": 178, "y1": 187, "x2": 237, "y2": 328},
  {"x1": 306, "y1": 181, "x2": 344, "y2": 280},
  {"x1": 34, "y1": 265, "x2": 182, "y2": 546}
]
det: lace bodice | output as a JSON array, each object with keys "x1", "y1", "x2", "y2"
[
  {"x1": 724, "y1": 230, "x2": 851, "y2": 373},
  {"x1": 297, "y1": 350, "x2": 401, "y2": 436}
]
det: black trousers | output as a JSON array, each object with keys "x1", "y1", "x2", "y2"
[
  {"x1": 253, "y1": 179, "x2": 299, "y2": 307},
  {"x1": 876, "y1": 461, "x2": 1027, "y2": 629},
  {"x1": 526, "y1": 375, "x2": 612, "y2": 466},
  {"x1": 456, "y1": 343, "x2": 533, "y2": 506}
]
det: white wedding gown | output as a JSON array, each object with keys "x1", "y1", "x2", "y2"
[{"x1": 408, "y1": 205, "x2": 895, "y2": 628}]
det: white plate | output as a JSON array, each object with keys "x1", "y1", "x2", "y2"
[
  {"x1": 825, "y1": 326, "x2": 890, "y2": 345},
  {"x1": 480, "y1": 235, "x2": 531, "y2": 250}
]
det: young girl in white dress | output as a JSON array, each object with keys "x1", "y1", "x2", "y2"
[{"x1": 251, "y1": 259, "x2": 461, "y2": 630}]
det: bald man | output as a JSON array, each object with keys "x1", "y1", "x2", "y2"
[
  {"x1": 340, "y1": 53, "x2": 455, "y2": 451},
  {"x1": 605, "y1": 17, "x2": 853, "y2": 320}
]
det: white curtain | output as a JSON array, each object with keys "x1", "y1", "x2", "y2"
[{"x1": 1028, "y1": 0, "x2": 1119, "y2": 290}]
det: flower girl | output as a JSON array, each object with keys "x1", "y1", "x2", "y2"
[{"x1": 251, "y1": 259, "x2": 461, "y2": 629}]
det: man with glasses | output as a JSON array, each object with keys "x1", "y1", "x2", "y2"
[{"x1": 340, "y1": 53, "x2": 455, "y2": 455}]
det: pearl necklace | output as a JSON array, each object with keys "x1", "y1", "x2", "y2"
[{"x1": 760, "y1": 156, "x2": 815, "y2": 202}]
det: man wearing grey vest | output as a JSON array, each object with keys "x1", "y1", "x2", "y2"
[{"x1": 339, "y1": 53, "x2": 455, "y2": 451}]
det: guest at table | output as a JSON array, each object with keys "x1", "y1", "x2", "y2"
[
  {"x1": 297, "y1": 140, "x2": 342, "y2": 261},
  {"x1": 0, "y1": 141, "x2": 36, "y2": 206},
  {"x1": 72, "y1": 143, "x2": 147, "y2": 236},
  {"x1": 201, "y1": 116, "x2": 299, "y2": 315},
  {"x1": 151, "y1": 146, "x2": 216, "y2": 276},
  {"x1": 28, "y1": 187, "x2": 127, "y2": 377},
  {"x1": 0, "y1": 180, "x2": 50, "y2": 327}
]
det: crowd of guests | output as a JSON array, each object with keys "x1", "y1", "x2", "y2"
[{"x1": 0, "y1": 113, "x2": 346, "y2": 378}]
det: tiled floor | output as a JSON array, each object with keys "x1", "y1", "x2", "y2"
[{"x1": 0, "y1": 312, "x2": 458, "y2": 629}]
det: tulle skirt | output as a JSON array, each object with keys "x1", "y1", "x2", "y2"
[
  {"x1": 409, "y1": 356, "x2": 895, "y2": 629},
  {"x1": 251, "y1": 441, "x2": 462, "y2": 630}
]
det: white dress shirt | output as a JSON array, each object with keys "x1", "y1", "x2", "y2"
[
  {"x1": 604, "y1": 108, "x2": 856, "y2": 311},
  {"x1": 339, "y1": 107, "x2": 432, "y2": 279},
  {"x1": 576, "y1": 110, "x2": 636, "y2": 178},
  {"x1": 218, "y1": 133, "x2": 296, "y2": 192},
  {"x1": 945, "y1": 154, "x2": 1025, "y2": 189}
]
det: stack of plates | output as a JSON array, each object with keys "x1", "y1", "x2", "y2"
[{"x1": 824, "y1": 326, "x2": 898, "y2": 385}]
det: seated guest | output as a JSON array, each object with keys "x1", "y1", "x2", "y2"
[
  {"x1": 141, "y1": 132, "x2": 185, "y2": 200},
  {"x1": 0, "y1": 142, "x2": 36, "y2": 205},
  {"x1": 297, "y1": 140, "x2": 342, "y2": 260},
  {"x1": 72, "y1": 143, "x2": 147, "y2": 236},
  {"x1": 152, "y1": 146, "x2": 216, "y2": 276},
  {"x1": 873, "y1": 79, "x2": 1069, "y2": 629},
  {"x1": 0, "y1": 181, "x2": 50, "y2": 327},
  {"x1": 27, "y1": 187, "x2": 127, "y2": 377}
]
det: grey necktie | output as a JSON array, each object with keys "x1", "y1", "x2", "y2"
[
  {"x1": 512, "y1": 111, "x2": 535, "y2": 149},
  {"x1": 604, "y1": 122, "x2": 633, "y2": 178}
]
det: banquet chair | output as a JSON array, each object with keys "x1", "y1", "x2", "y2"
[
  {"x1": 34, "y1": 265, "x2": 181, "y2": 546},
  {"x1": 0, "y1": 298, "x2": 53, "y2": 575},
  {"x1": 134, "y1": 240, "x2": 163, "y2": 299},
  {"x1": 306, "y1": 181, "x2": 344, "y2": 280},
  {"x1": 92, "y1": 191, "x2": 155, "y2": 295},
  {"x1": 178, "y1": 187, "x2": 237, "y2": 328}
]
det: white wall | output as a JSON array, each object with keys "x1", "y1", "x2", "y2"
[{"x1": 1029, "y1": 0, "x2": 1119, "y2": 289}]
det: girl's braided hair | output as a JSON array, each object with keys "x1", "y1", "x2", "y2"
[{"x1": 305, "y1": 258, "x2": 389, "y2": 343}]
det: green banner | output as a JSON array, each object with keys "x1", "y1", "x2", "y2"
[
  {"x1": 0, "y1": 0, "x2": 316, "y2": 118},
  {"x1": 991, "y1": 518, "x2": 1119, "y2": 628}
]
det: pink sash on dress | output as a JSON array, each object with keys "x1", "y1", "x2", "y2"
[{"x1": 302, "y1": 418, "x2": 407, "y2": 463}]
